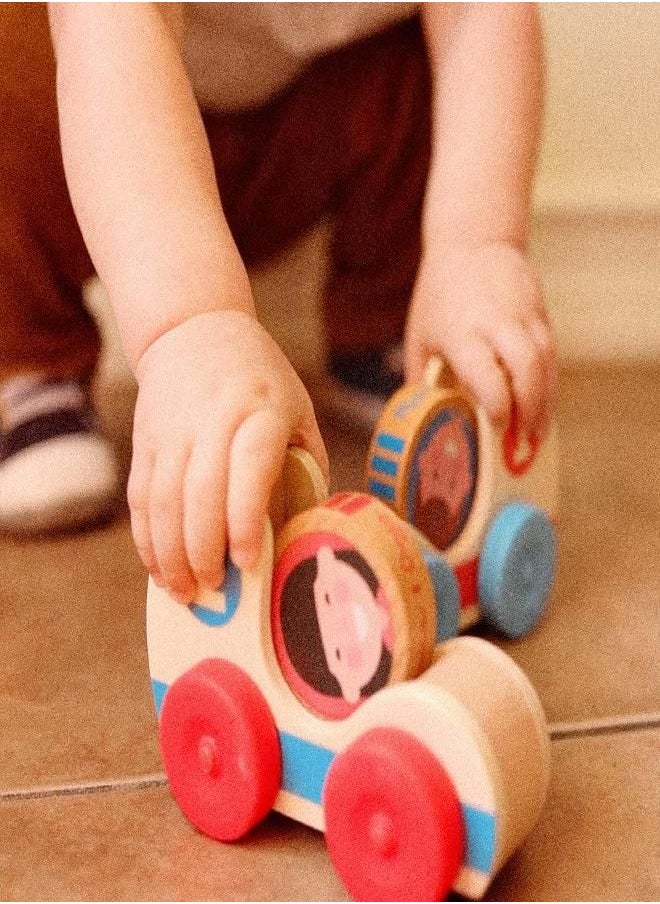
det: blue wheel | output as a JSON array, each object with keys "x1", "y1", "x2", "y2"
[
  {"x1": 478, "y1": 502, "x2": 555, "y2": 639},
  {"x1": 422, "y1": 551, "x2": 460, "y2": 642}
]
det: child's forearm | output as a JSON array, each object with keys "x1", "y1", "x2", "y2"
[
  {"x1": 420, "y1": 2, "x2": 544, "y2": 251},
  {"x1": 49, "y1": 3, "x2": 254, "y2": 372}
]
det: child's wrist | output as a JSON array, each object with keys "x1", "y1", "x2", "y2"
[
  {"x1": 420, "y1": 233, "x2": 529, "y2": 264},
  {"x1": 132, "y1": 306, "x2": 258, "y2": 382},
  {"x1": 421, "y1": 203, "x2": 530, "y2": 258},
  {"x1": 115, "y1": 243, "x2": 257, "y2": 372}
]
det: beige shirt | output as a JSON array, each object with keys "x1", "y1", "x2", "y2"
[{"x1": 183, "y1": 2, "x2": 419, "y2": 111}]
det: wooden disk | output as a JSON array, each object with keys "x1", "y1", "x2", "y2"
[
  {"x1": 272, "y1": 492, "x2": 436, "y2": 719},
  {"x1": 366, "y1": 382, "x2": 478, "y2": 552},
  {"x1": 270, "y1": 447, "x2": 329, "y2": 533}
]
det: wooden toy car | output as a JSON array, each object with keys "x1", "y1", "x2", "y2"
[
  {"x1": 366, "y1": 359, "x2": 558, "y2": 638},
  {"x1": 147, "y1": 450, "x2": 551, "y2": 901}
]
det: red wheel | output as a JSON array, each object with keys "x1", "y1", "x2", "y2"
[
  {"x1": 159, "y1": 658, "x2": 281, "y2": 841},
  {"x1": 323, "y1": 728, "x2": 464, "y2": 901}
]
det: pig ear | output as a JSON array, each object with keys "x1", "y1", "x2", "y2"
[{"x1": 316, "y1": 545, "x2": 335, "y2": 568}]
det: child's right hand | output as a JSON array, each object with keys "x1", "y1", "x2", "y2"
[{"x1": 127, "y1": 309, "x2": 328, "y2": 604}]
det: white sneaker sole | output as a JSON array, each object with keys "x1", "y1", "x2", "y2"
[{"x1": 0, "y1": 432, "x2": 120, "y2": 533}]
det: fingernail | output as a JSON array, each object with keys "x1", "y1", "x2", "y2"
[
  {"x1": 200, "y1": 570, "x2": 224, "y2": 592},
  {"x1": 169, "y1": 584, "x2": 196, "y2": 606},
  {"x1": 172, "y1": 592, "x2": 194, "y2": 606},
  {"x1": 231, "y1": 546, "x2": 255, "y2": 571}
]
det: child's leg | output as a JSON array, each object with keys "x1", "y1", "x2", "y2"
[
  {"x1": 0, "y1": 4, "x2": 98, "y2": 385},
  {"x1": 202, "y1": 16, "x2": 430, "y2": 377},
  {"x1": 316, "y1": 18, "x2": 431, "y2": 362},
  {"x1": 0, "y1": 6, "x2": 118, "y2": 532}
]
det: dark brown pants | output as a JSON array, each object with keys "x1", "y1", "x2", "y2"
[{"x1": 0, "y1": 5, "x2": 430, "y2": 384}]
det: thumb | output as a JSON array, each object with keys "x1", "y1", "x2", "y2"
[{"x1": 403, "y1": 331, "x2": 428, "y2": 386}]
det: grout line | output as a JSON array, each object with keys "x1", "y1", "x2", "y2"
[
  {"x1": 1, "y1": 715, "x2": 659, "y2": 804},
  {"x1": 549, "y1": 712, "x2": 660, "y2": 741},
  {"x1": 0, "y1": 773, "x2": 167, "y2": 803}
]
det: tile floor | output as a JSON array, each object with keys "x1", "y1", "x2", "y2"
[{"x1": 1, "y1": 366, "x2": 658, "y2": 901}]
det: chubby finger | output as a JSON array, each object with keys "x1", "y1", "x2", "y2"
[
  {"x1": 127, "y1": 445, "x2": 160, "y2": 582},
  {"x1": 445, "y1": 332, "x2": 511, "y2": 427},
  {"x1": 182, "y1": 427, "x2": 229, "y2": 592},
  {"x1": 227, "y1": 410, "x2": 289, "y2": 570},
  {"x1": 149, "y1": 444, "x2": 198, "y2": 604},
  {"x1": 528, "y1": 313, "x2": 559, "y2": 438},
  {"x1": 403, "y1": 331, "x2": 427, "y2": 386},
  {"x1": 489, "y1": 320, "x2": 545, "y2": 435}
]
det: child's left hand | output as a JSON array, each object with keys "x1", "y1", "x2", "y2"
[{"x1": 404, "y1": 241, "x2": 558, "y2": 438}]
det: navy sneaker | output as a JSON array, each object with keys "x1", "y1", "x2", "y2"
[
  {"x1": 313, "y1": 343, "x2": 404, "y2": 431},
  {"x1": 0, "y1": 376, "x2": 120, "y2": 533}
]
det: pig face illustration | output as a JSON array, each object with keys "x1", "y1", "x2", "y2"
[
  {"x1": 418, "y1": 418, "x2": 472, "y2": 516},
  {"x1": 313, "y1": 546, "x2": 391, "y2": 704},
  {"x1": 413, "y1": 413, "x2": 476, "y2": 550}
]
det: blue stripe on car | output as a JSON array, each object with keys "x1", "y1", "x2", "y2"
[
  {"x1": 462, "y1": 804, "x2": 496, "y2": 873},
  {"x1": 371, "y1": 455, "x2": 399, "y2": 477},
  {"x1": 279, "y1": 731, "x2": 335, "y2": 805},
  {"x1": 376, "y1": 433, "x2": 405, "y2": 454},
  {"x1": 151, "y1": 678, "x2": 169, "y2": 716},
  {"x1": 368, "y1": 479, "x2": 396, "y2": 501}
]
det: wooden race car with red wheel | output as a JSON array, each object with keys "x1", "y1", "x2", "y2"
[
  {"x1": 147, "y1": 449, "x2": 551, "y2": 901},
  {"x1": 366, "y1": 358, "x2": 558, "y2": 638}
]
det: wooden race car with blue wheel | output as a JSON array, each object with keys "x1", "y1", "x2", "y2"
[
  {"x1": 366, "y1": 358, "x2": 558, "y2": 638},
  {"x1": 147, "y1": 449, "x2": 551, "y2": 901}
]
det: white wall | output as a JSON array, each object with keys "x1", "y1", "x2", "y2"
[
  {"x1": 536, "y1": 3, "x2": 659, "y2": 215},
  {"x1": 533, "y1": 3, "x2": 659, "y2": 363}
]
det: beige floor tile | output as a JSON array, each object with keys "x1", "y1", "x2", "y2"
[
  {"x1": 0, "y1": 783, "x2": 347, "y2": 902},
  {"x1": 1, "y1": 728, "x2": 657, "y2": 901},
  {"x1": 0, "y1": 517, "x2": 161, "y2": 790},
  {"x1": 489, "y1": 728, "x2": 660, "y2": 901},
  {"x1": 488, "y1": 368, "x2": 659, "y2": 723}
]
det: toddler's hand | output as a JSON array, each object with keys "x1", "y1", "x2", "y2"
[
  {"x1": 127, "y1": 310, "x2": 328, "y2": 603},
  {"x1": 404, "y1": 242, "x2": 558, "y2": 437}
]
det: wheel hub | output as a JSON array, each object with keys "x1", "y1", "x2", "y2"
[
  {"x1": 368, "y1": 811, "x2": 397, "y2": 858},
  {"x1": 198, "y1": 734, "x2": 220, "y2": 777}
]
